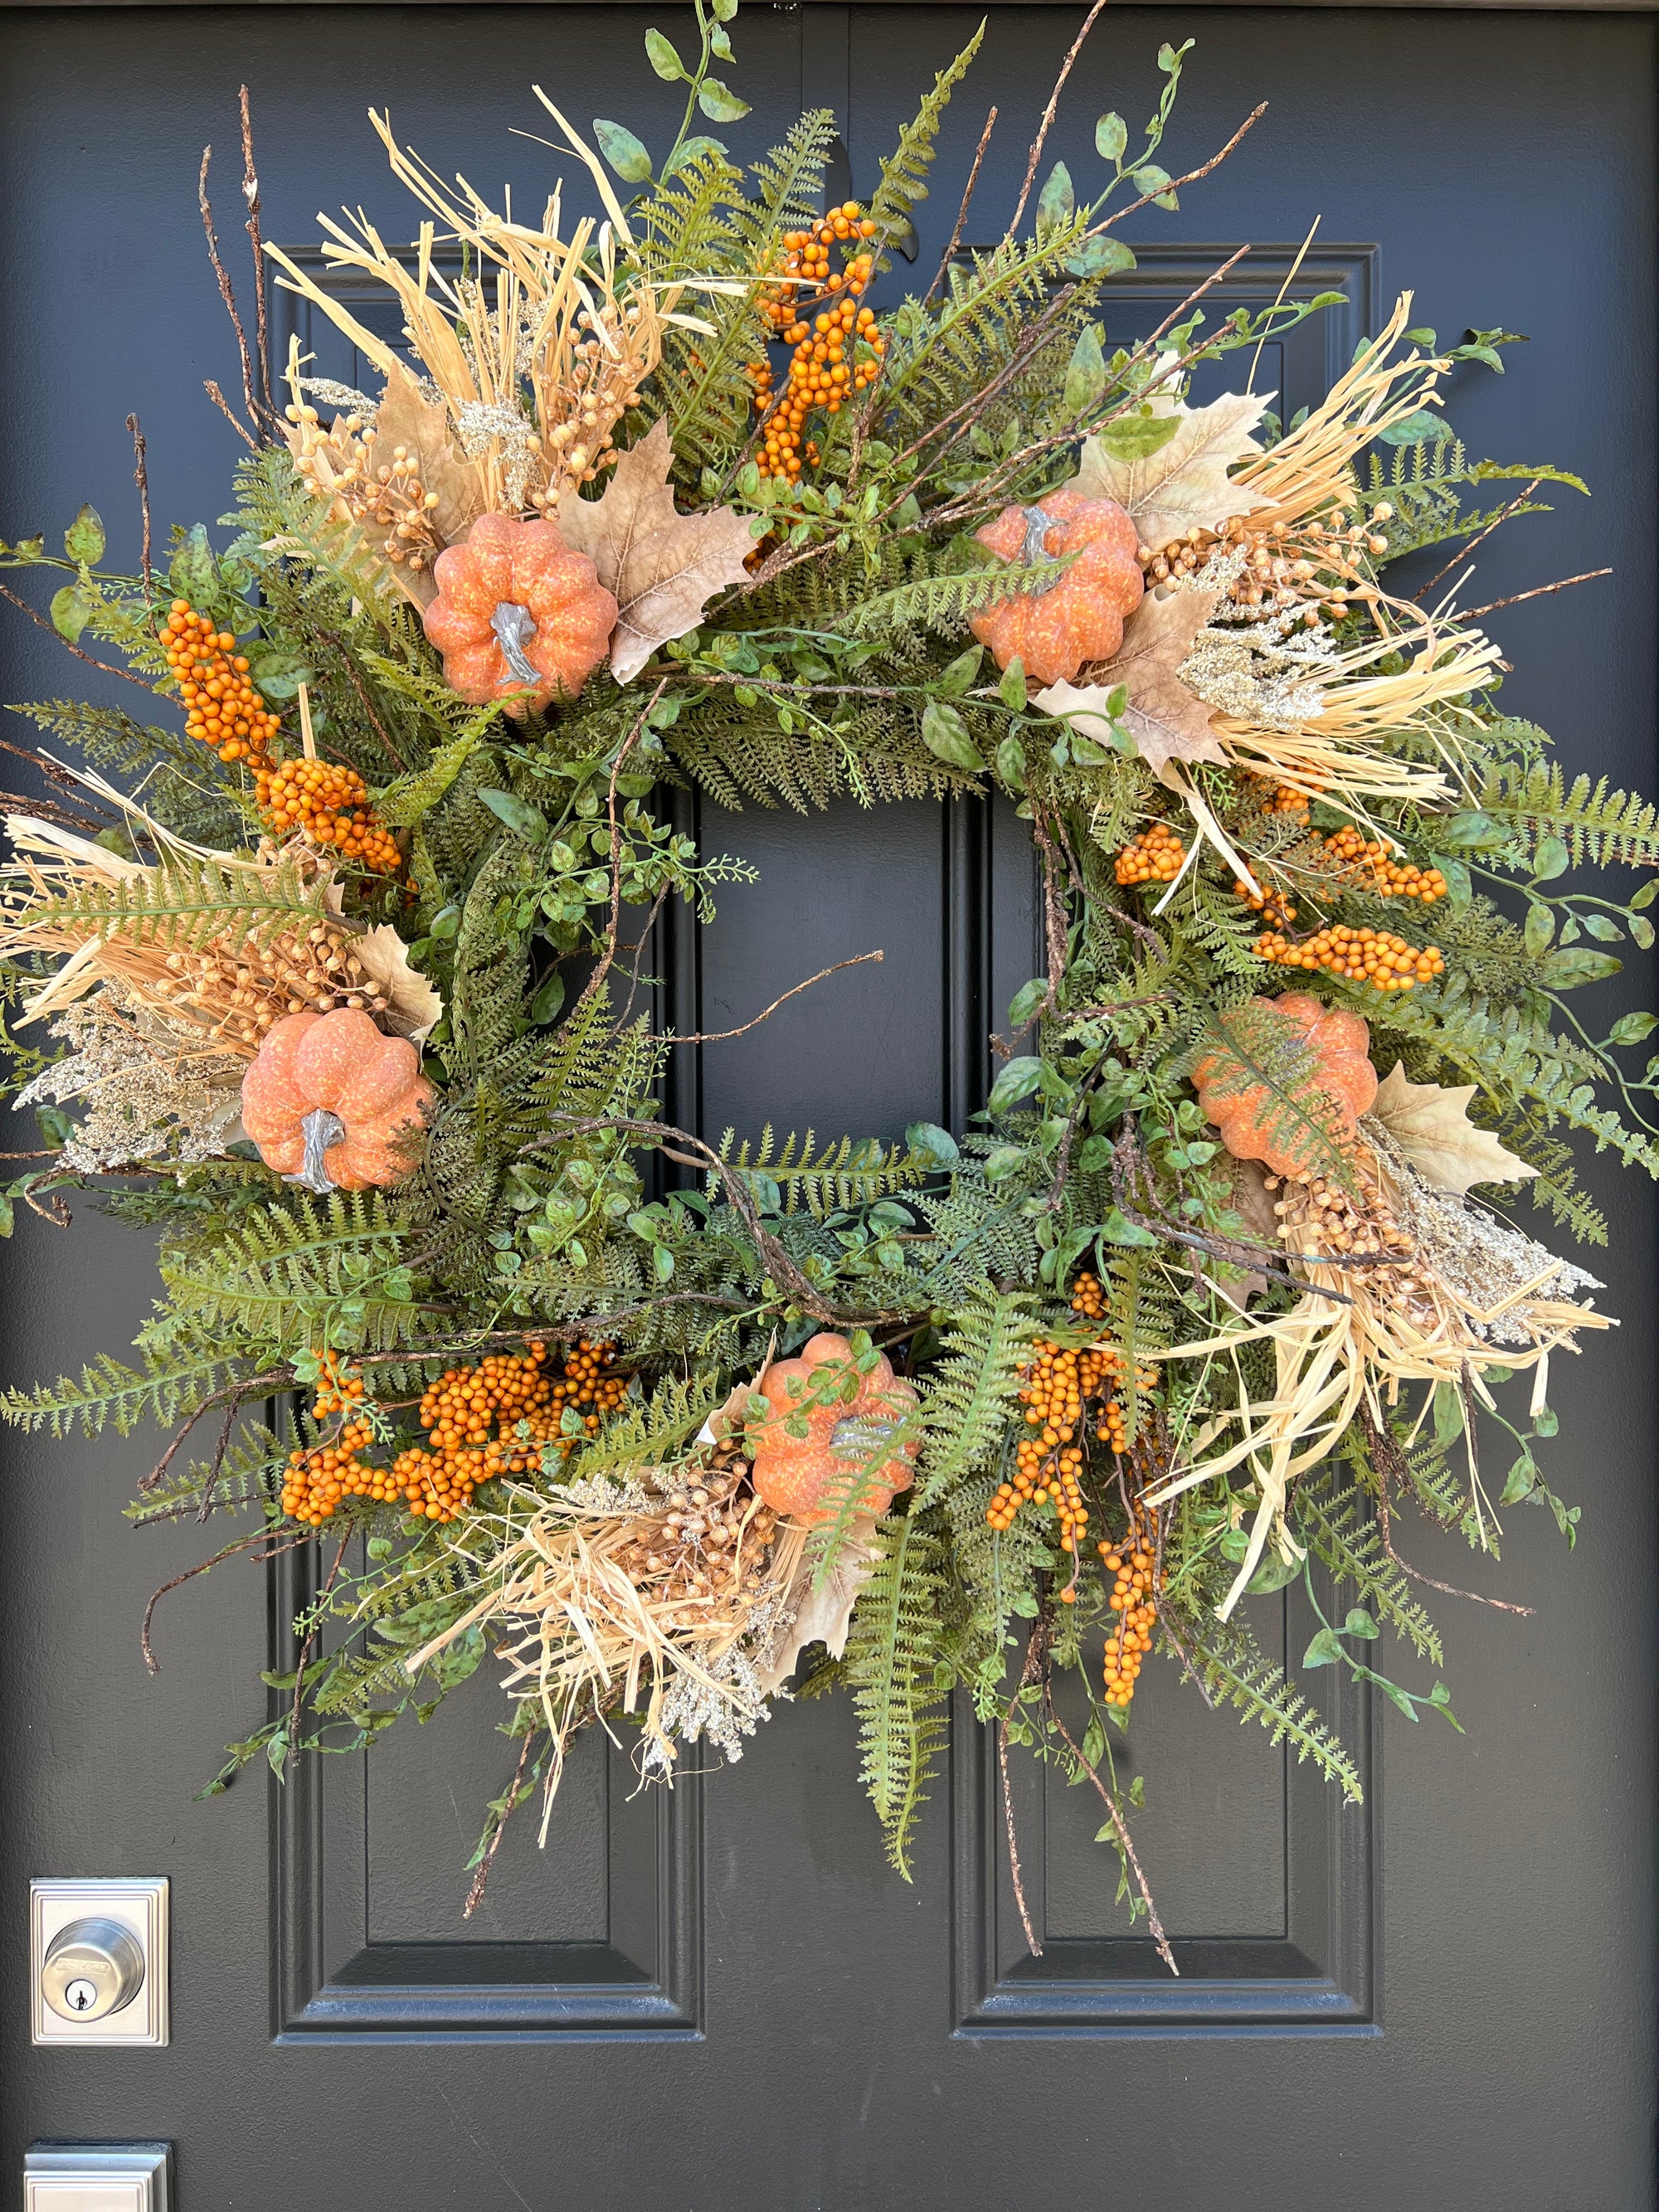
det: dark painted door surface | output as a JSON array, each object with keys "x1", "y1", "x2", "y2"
[{"x1": 2, "y1": 7, "x2": 1655, "y2": 2206}]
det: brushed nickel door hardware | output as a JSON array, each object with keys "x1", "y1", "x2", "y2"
[
  {"x1": 24, "y1": 2144, "x2": 170, "y2": 2212},
  {"x1": 29, "y1": 1880, "x2": 168, "y2": 2048}
]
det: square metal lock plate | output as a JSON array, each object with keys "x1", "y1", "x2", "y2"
[
  {"x1": 29, "y1": 1880, "x2": 168, "y2": 2048},
  {"x1": 24, "y1": 2146, "x2": 170, "y2": 2212}
]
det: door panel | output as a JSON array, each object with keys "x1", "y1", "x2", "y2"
[{"x1": 2, "y1": 7, "x2": 1655, "y2": 2207}]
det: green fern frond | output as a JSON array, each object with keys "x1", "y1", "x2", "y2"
[
  {"x1": 1188, "y1": 1616, "x2": 1365, "y2": 1800},
  {"x1": 156, "y1": 1191, "x2": 416, "y2": 1359},
  {"x1": 915, "y1": 1285, "x2": 1039, "y2": 1502},
  {"x1": 374, "y1": 716, "x2": 499, "y2": 828},
  {"x1": 1293, "y1": 1465, "x2": 1443, "y2": 1664},
  {"x1": 8, "y1": 853, "x2": 330, "y2": 955},
  {"x1": 1, "y1": 1344, "x2": 246, "y2": 1437},
  {"x1": 718, "y1": 1125, "x2": 936, "y2": 1217},
  {"x1": 844, "y1": 1510, "x2": 950, "y2": 1874},
  {"x1": 555, "y1": 1373, "x2": 718, "y2": 1481},
  {"x1": 1477, "y1": 761, "x2": 1659, "y2": 869},
  {"x1": 865, "y1": 25, "x2": 985, "y2": 258},
  {"x1": 841, "y1": 548, "x2": 1068, "y2": 639}
]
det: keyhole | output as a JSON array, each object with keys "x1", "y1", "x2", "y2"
[{"x1": 65, "y1": 1978, "x2": 98, "y2": 2012}]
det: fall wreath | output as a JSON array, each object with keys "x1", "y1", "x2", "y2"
[{"x1": 0, "y1": 14, "x2": 1645, "y2": 1962}]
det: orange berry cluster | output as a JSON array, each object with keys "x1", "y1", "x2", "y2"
[
  {"x1": 1116, "y1": 823, "x2": 1186, "y2": 887},
  {"x1": 1321, "y1": 826, "x2": 1447, "y2": 904},
  {"x1": 1099, "y1": 1510, "x2": 1159, "y2": 1710},
  {"x1": 389, "y1": 1340, "x2": 630, "y2": 1521},
  {"x1": 160, "y1": 599, "x2": 401, "y2": 876},
  {"x1": 748, "y1": 202, "x2": 884, "y2": 480},
  {"x1": 1254, "y1": 922, "x2": 1445, "y2": 990},
  {"x1": 1233, "y1": 876, "x2": 1298, "y2": 929},
  {"x1": 281, "y1": 1417, "x2": 379, "y2": 1526},
  {"x1": 160, "y1": 601, "x2": 282, "y2": 769},
  {"x1": 309, "y1": 1348, "x2": 364, "y2": 1420},
  {"x1": 1248, "y1": 772, "x2": 1324, "y2": 816},
  {"x1": 280, "y1": 1341, "x2": 629, "y2": 1529},
  {"x1": 260, "y1": 756, "x2": 401, "y2": 874},
  {"x1": 985, "y1": 1275, "x2": 1156, "y2": 1591},
  {"x1": 280, "y1": 1354, "x2": 376, "y2": 1526}
]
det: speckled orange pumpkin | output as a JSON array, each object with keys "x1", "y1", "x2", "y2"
[
  {"x1": 422, "y1": 513, "x2": 617, "y2": 713},
  {"x1": 1193, "y1": 991, "x2": 1378, "y2": 1179},
  {"x1": 747, "y1": 1333, "x2": 920, "y2": 1524},
  {"x1": 241, "y1": 1008, "x2": 435, "y2": 1191},
  {"x1": 969, "y1": 487, "x2": 1145, "y2": 687}
]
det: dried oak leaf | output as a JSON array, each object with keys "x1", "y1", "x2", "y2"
[
  {"x1": 1369, "y1": 1061, "x2": 1539, "y2": 1194},
  {"x1": 1214, "y1": 1155, "x2": 1281, "y2": 1305},
  {"x1": 372, "y1": 365, "x2": 487, "y2": 602},
  {"x1": 1074, "y1": 391, "x2": 1272, "y2": 552},
  {"x1": 750, "y1": 1514, "x2": 881, "y2": 1699},
  {"x1": 352, "y1": 923, "x2": 443, "y2": 1045},
  {"x1": 1034, "y1": 588, "x2": 1226, "y2": 775},
  {"x1": 555, "y1": 419, "x2": 757, "y2": 684}
]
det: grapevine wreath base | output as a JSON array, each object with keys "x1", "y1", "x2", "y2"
[{"x1": 0, "y1": 13, "x2": 1647, "y2": 1962}]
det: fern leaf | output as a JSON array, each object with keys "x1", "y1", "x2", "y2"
[
  {"x1": 1189, "y1": 1616, "x2": 1365, "y2": 1801},
  {"x1": 866, "y1": 26, "x2": 985, "y2": 258},
  {"x1": 844, "y1": 1511, "x2": 950, "y2": 1874},
  {"x1": 915, "y1": 1285, "x2": 1039, "y2": 1502},
  {"x1": 1293, "y1": 1465, "x2": 1443, "y2": 1664}
]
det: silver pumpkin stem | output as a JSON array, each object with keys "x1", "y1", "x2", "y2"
[
  {"x1": 491, "y1": 601, "x2": 540, "y2": 684},
  {"x1": 1017, "y1": 505, "x2": 1066, "y2": 595},
  {"x1": 284, "y1": 1106, "x2": 345, "y2": 1195}
]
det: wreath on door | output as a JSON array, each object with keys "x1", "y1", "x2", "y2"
[{"x1": 0, "y1": 12, "x2": 1644, "y2": 1962}]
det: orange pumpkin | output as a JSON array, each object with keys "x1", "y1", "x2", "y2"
[
  {"x1": 422, "y1": 513, "x2": 617, "y2": 713},
  {"x1": 747, "y1": 1333, "x2": 920, "y2": 1524},
  {"x1": 241, "y1": 1008, "x2": 435, "y2": 1192},
  {"x1": 969, "y1": 487, "x2": 1145, "y2": 687},
  {"x1": 1193, "y1": 992, "x2": 1378, "y2": 1179}
]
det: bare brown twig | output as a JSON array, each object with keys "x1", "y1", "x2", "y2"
[
  {"x1": 999, "y1": 1715, "x2": 1043, "y2": 1955},
  {"x1": 238, "y1": 86, "x2": 271, "y2": 418},
  {"x1": 0, "y1": 578, "x2": 156, "y2": 692},
  {"x1": 126, "y1": 415, "x2": 153, "y2": 598},
  {"x1": 0, "y1": 790, "x2": 109, "y2": 837},
  {"x1": 1360, "y1": 1407, "x2": 1535, "y2": 1616},
  {"x1": 1455, "y1": 568, "x2": 1612, "y2": 624},
  {"x1": 203, "y1": 379, "x2": 259, "y2": 453},
  {"x1": 315, "y1": 630, "x2": 409, "y2": 769},
  {"x1": 1095, "y1": 104, "x2": 1266, "y2": 237},
  {"x1": 1413, "y1": 479, "x2": 1542, "y2": 605},
  {"x1": 290, "y1": 1534, "x2": 351, "y2": 1757},
  {"x1": 196, "y1": 1400, "x2": 241, "y2": 1523},
  {"x1": 465, "y1": 1728, "x2": 541, "y2": 1919},
  {"x1": 568, "y1": 680, "x2": 669, "y2": 1026},
  {"x1": 1044, "y1": 1673, "x2": 1176, "y2": 1975},
  {"x1": 142, "y1": 1528, "x2": 275, "y2": 1673},
  {"x1": 1008, "y1": 0, "x2": 1112, "y2": 236},
  {"x1": 672, "y1": 950, "x2": 883, "y2": 1043},
  {"x1": 927, "y1": 105, "x2": 998, "y2": 304},
  {"x1": 198, "y1": 148, "x2": 261, "y2": 435}
]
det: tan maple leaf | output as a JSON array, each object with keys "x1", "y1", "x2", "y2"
[
  {"x1": 351, "y1": 923, "x2": 443, "y2": 1045},
  {"x1": 1034, "y1": 588, "x2": 1226, "y2": 775},
  {"x1": 1074, "y1": 391, "x2": 1272, "y2": 552},
  {"x1": 555, "y1": 420, "x2": 757, "y2": 683},
  {"x1": 1369, "y1": 1062, "x2": 1539, "y2": 1194},
  {"x1": 372, "y1": 365, "x2": 487, "y2": 552}
]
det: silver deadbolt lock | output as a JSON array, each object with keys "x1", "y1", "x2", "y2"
[
  {"x1": 41, "y1": 1918, "x2": 146, "y2": 2023},
  {"x1": 30, "y1": 1879, "x2": 168, "y2": 2045}
]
